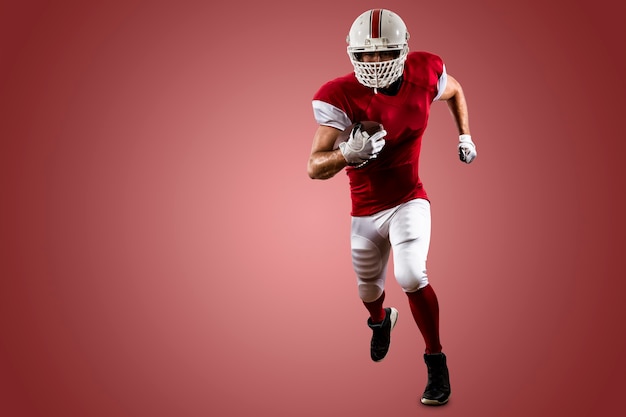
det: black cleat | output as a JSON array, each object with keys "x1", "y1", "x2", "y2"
[
  {"x1": 421, "y1": 352, "x2": 451, "y2": 405},
  {"x1": 367, "y1": 307, "x2": 398, "y2": 362}
]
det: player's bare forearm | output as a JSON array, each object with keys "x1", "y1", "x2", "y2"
[
  {"x1": 308, "y1": 150, "x2": 348, "y2": 179},
  {"x1": 446, "y1": 93, "x2": 470, "y2": 135},
  {"x1": 439, "y1": 75, "x2": 470, "y2": 135},
  {"x1": 308, "y1": 125, "x2": 347, "y2": 179}
]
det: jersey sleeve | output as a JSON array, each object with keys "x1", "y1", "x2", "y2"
[
  {"x1": 406, "y1": 52, "x2": 447, "y2": 102},
  {"x1": 312, "y1": 100, "x2": 351, "y2": 130},
  {"x1": 312, "y1": 77, "x2": 354, "y2": 130},
  {"x1": 433, "y1": 64, "x2": 447, "y2": 101}
]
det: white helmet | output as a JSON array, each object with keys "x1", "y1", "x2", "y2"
[{"x1": 346, "y1": 9, "x2": 410, "y2": 89}]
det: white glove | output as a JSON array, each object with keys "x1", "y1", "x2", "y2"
[
  {"x1": 458, "y1": 134, "x2": 477, "y2": 164},
  {"x1": 339, "y1": 123, "x2": 386, "y2": 167}
]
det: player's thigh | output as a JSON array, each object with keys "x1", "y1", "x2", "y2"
[
  {"x1": 389, "y1": 198, "x2": 431, "y2": 247},
  {"x1": 389, "y1": 199, "x2": 431, "y2": 291},
  {"x1": 351, "y1": 215, "x2": 391, "y2": 280}
]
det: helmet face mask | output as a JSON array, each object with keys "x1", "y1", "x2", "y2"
[{"x1": 346, "y1": 9, "x2": 410, "y2": 89}]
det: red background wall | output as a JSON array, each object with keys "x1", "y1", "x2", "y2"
[{"x1": 2, "y1": 1, "x2": 625, "y2": 416}]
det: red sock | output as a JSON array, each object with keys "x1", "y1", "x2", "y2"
[
  {"x1": 406, "y1": 284, "x2": 442, "y2": 354},
  {"x1": 363, "y1": 291, "x2": 386, "y2": 323}
]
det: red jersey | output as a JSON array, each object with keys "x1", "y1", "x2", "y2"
[{"x1": 312, "y1": 51, "x2": 446, "y2": 216}]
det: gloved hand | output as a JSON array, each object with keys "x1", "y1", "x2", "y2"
[
  {"x1": 458, "y1": 134, "x2": 477, "y2": 164},
  {"x1": 339, "y1": 123, "x2": 386, "y2": 168}
]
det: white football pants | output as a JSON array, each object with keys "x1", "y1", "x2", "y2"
[{"x1": 350, "y1": 198, "x2": 431, "y2": 303}]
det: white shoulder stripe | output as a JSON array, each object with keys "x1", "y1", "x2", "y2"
[
  {"x1": 433, "y1": 64, "x2": 447, "y2": 101},
  {"x1": 312, "y1": 100, "x2": 352, "y2": 130}
]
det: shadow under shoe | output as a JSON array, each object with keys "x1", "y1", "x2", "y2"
[
  {"x1": 421, "y1": 352, "x2": 451, "y2": 405},
  {"x1": 367, "y1": 307, "x2": 398, "y2": 362}
]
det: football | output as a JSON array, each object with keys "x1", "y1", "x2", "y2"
[{"x1": 333, "y1": 121, "x2": 384, "y2": 150}]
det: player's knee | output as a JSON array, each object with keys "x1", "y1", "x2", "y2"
[
  {"x1": 351, "y1": 235, "x2": 386, "y2": 302},
  {"x1": 358, "y1": 282, "x2": 384, "y2": 303},
  {"x1": 395, "y1": 265, "x2": 429, "y2": 293}
]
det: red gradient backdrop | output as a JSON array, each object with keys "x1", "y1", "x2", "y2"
[{"x1": 1, "y1": 1, "x2": 625, "y2": 416}]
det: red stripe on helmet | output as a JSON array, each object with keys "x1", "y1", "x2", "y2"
[{"x1": 370, "y1": 9, "x2": 382, "y2": 38}]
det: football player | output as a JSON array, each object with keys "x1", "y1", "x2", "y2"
[{"x1": 307, "y1": 8, "x2": 477, "y2": 406}]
